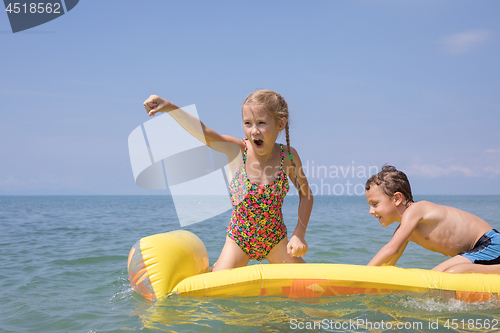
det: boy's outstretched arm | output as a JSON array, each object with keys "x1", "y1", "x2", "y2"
[
  {"x1": 367, "y1": 212, "x2": 422, "y2": 266},
  {"x1": 367, "y1": 229, "x2": 411, "y2": 266}
]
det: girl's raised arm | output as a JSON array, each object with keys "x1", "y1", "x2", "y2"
[{"x1": 143, "y1": 95, "x2": 244, "y2": 154}]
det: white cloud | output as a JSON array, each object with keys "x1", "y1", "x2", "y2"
[
  {"x1": 484, "y1": 165, "x2": 500, "y2": 177},
  {"x1": 441, "y1": 30, "x2": 493, "y2": 54},
  {"x1": 482, "y1": 149, "x2": 500, "y2": 177},
  {"x1": 407, "y1": 164, "x2": 477, "y2": 178}
]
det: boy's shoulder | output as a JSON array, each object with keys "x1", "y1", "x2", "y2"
[
  {"x1": 403, "y1": 200, "x2": 448, "y2": 223},
  {"x1": 405, "y1": 200, "x2": 431, "y2": 212},
  {"x1": 409, "y1": 200, "x2": 434, "y2": 208},
  {"x1": 407, "y1": 200, "x2": 443, "y2": 210}
]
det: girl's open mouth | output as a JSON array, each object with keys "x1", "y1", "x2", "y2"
[{"x1": 254, "y1": 139, "x2": 264, "y2": 148}]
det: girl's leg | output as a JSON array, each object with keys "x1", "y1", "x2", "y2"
[
  {"x1": 212, "y1": 236, "x2": 250, "y2": 272},
  {"x1": 266, "y1": 237, "x2": 305, "y2": 264}
]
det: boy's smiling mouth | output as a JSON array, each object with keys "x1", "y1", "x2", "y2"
[{"x1": 375, "y1": 215, "x2": 389, "y2": 227}]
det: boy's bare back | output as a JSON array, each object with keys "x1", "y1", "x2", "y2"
[{"x1": 402, "y1": 201, "x2": 492, "y2": 257}]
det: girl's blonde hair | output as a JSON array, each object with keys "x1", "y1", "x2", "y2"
[{"x1": 243, "y1": 89, "x2": 300, "y2": 189}]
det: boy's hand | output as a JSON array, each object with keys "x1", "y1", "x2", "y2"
[
  {"x1": 143, "y1": 95, "x2": 177, "y2": 116},
  {"x1": 287, "y1": 234, "x2": 308, "y2": 257}
]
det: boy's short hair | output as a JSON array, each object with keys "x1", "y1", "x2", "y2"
[{"x1": 365, "y1": 165, "x2": 414, "y2": 205}]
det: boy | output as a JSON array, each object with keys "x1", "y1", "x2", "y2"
[{"x1": 365, "y1": 165, "x2": 500, "y2": 273}]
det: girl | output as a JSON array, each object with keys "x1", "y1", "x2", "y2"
[{"x1": 143, "y1": 89, "x2": 313, "y2": 272}]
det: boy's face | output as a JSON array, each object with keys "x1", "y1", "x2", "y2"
[{"x1": 365, "y1": 185, "x2": 400, "y2": 227}]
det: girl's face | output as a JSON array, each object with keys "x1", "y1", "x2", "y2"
[
  {"x1": 365, "y1": 185, "x2": 401, "y2": 227},
  {"x1": 242, "y1": 104, "x2": 285, "y2": 155}
]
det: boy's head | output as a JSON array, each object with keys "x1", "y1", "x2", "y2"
[{"x1": 365, "y1": 165, "x2": 414, "y2": 206}]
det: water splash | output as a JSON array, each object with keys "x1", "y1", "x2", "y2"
[{"x1": 399, "y1": 294, "x2": 500, "y2": 312}]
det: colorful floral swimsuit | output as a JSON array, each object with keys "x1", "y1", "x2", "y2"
[{"x1": 227, "y1": 140, "x2": 289, "y2": 261}]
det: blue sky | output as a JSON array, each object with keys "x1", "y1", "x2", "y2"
[{"x1": 1, "y1": 1, "x2": 499, "y2": 195}]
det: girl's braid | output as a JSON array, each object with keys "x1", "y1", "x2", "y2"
[
  {"x1": 285, "y1": 121, "x2": 300, "y2": 190},
  {"x1": 276, "y1": 93, "x2": 300, "y2": 190}
]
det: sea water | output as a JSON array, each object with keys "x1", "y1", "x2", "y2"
[{"x1": 1, "y1": 195, "x2": 500, "y2": 333}]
